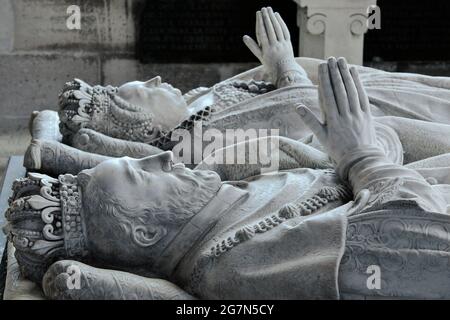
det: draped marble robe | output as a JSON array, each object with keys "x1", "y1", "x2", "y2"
[
  {"x1": 189, "y1": 59, "x2": 450, "y2": 298},
  {"x1": 6, "y1": 134, "x2": 450, "y2": 299},
  {"x1": 26, "y1": 57, "x2": 450, "y2": 175},
  {"x1": 117, "y1": 59, "x2": 450, "y2": 298},
  {"x1": 190, "y1": 57, "x2": 450, "y2": 167}
]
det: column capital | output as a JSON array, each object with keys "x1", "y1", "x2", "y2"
[
  {"x1": 295, "y1": 0, "x2": 377, "y2": 10},
  {"x1": 293, "y1": 0, "x2": 378, "y2": 64}
]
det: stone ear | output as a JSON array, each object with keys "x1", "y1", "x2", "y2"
[
  {"x1": 77, "y1": 171, "x2": 92, "y2": 189},
  {"x1": 132, "y1": 225, "x2": 167, "y2": 247}
]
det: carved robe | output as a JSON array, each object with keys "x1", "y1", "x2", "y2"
[
  {"x1": 6, "y1": 59, "x2": 450, "y2": 300},
  {"x1": 159, "y1": 58, "x2": 450, "y2": 166},
  {"x1": 170, "y1": 146, "x2": 450, "y2": 299}
]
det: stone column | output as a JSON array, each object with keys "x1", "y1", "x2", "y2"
[{"x1": 293, "y1": 0, "x2": 377, "y2": 65}]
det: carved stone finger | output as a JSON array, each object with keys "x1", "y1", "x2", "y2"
[
  {"x1": 318, "y1": 62, "x2": 339, "y2": 123},
  {"x1": 350, "y1": 67, "x2": 371, "y2": 113},
  {"x1": 256, "y1": 11, "x2": 269, "y2": 48},
  {"x1": 327, "y1": 57, "x2": 350, "y2": 116},
  {"x1": 275, "y1": 12, "x2": 290, "y2": 41},
  {"x1": 243, "y1": 35, "x2": 262, "y2": 62},
  {"x1": 261, "y1": 7, "x2": 276, "y2": 44},
  {"x1": 337, "y1": 57, "x2": 360, "y2": 116},
  {"x1": 268, "y1": 7, "x2": 283, "y2": 41}
]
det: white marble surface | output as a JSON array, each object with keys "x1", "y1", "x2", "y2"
[{"x1": 294, "y1": 0, "x2": 378, "y2": 65}]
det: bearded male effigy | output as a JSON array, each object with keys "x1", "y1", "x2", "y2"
[{"x1": 3, "y1": 8, "x2": 450, "y2": 300}]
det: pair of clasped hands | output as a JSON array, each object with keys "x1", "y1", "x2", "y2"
[{"x1": 245, "y1": 7, "x2": 378, "y2": 173}]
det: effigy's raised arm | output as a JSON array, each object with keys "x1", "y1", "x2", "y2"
[{"x1": 296, "y1": 57, "x2": 447, "y2": 214}]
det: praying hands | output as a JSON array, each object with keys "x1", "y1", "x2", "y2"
[{"x1": 243, "y1": 7, "x2": 310, "y2": 87}]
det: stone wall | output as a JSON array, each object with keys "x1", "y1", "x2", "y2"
[
  {"x1": 0, "y1": 0, "x2": 257, "y2": 134},
  {"x1": 0, "y1": 52, "x2": 256, "y2": 132},
  {"x1": 5, "y1": 0, "x2": 137, "y2": 53}
]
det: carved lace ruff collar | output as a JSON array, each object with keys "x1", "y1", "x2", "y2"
[{"x1": 154, "y1": 183, "x2": 248, "y2": 278}]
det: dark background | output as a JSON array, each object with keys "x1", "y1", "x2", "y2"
[
  {"x1": 137, "y1": 0, "x2": 299, "y2": 63},
  {"x1": 137, "y1": 0, "x2": 450, "y2": 63},
  {"x1": 364, "y1": 0, "x2": 450, "y2": 62}
]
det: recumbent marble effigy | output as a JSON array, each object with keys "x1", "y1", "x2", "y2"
[
  {"x1": 3, "y1": 8, "x2": 450, "y2": 300},
  {"x1": 25, "y1": 7, "x2": 450, "y2": 177}
]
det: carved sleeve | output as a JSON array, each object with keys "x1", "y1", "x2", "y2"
[
  {"x1": 195, "y1": 136, "x2": 332, "y2": 181},
  {"x1": 276, "y1": 61, "x2": 313, "y2": 88},
  {"x1": 71, "y1": 128, "x2": 163, "y2": 158},
  {"x1": 276, "y1": 68, "x2": 312, "y2": 88},
  {"x1": 345, "y1": 149, "x2": 448, "y2": 214}
]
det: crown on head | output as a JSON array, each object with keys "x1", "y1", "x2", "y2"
[
  {"x1": 58, "y1": 78, "x2": 157, "y2": 144},
  {"x1": 3, "y1": 172, "x2": 87, "y2": 283}
]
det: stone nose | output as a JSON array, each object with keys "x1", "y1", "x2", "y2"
[
  {"x1": 144, "y1": 76, "x2": 162, "y2": 87},
  {"x1": 135, "y1": 151, "x2": 173, "y2": 171}
]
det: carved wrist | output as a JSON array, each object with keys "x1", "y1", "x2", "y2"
[
  {"x1": 276, "y1": 69, "x2": 309, "y2": 87},
  {"x1": 335, "y1": 146, "x2": 387, "y2": 182},
  {"x1": 272, "y1": 58, "x2": 310, "y2": 87}
]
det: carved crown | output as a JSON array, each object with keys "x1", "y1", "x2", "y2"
[
  {"x1": 3, "y1": 172, "x2": 87, "y2": 283},
  {"x1": 58, "y1": 78, "x2": 158, "y2": 144}
]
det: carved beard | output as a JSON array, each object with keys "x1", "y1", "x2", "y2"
[
  {"x1": 174, "y1": 167, "x2": 221, "y2": 189},
  {"x1": 160, "y1": 168, "x2": 222, "y2": 224},
  {"x1": 80, "y1": 168, "x2": 222, "y2": 267}
]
